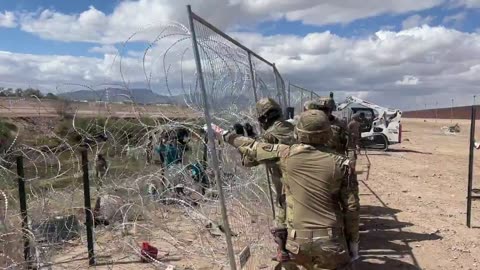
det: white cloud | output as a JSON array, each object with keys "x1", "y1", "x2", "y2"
[
  {"x1": 88, "y1": 45, "x2": 118, "y2": 54},
  {"x1": 442, "y1": 12, "x2": 467, "y2": 26},
  {"x1": 231, "y1": 25, "x2": 480, "y2": 107},
  {"x1": 395, "y1": 75, "x2": 420, "y2": 85},
  {"x1": 0, "y1": 11, "x2": 16, "y2": 28},
  {"x1": 402, "y1": 15, "x2": 435, "y2": 29},
  {"x1": 279, "y1": 0, "x2": 443, "y2": 26},
  {"x1": 0, "y1": 29, "x2": 196, "y2": 94},
  {"x1": 450, "y1": 0, "x2": 480, "y2": 8},
  {"x1": 1, "y1": 20, "x2": 480, "y2": 108},
  {"x1": 13, "y1": 0, "x2": 446, "y2": 44}
]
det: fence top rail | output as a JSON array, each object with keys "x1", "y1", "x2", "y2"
[
  {"x1": 289, "y1": 83, "x2": 320, "y2": 97},
  {"x1": 190, "y1": 11, "x2": 273, "y2": 67}
]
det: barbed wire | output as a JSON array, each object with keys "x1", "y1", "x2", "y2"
[{"x1": 0, "y1": 16, "x2": 320, "y2": 269}]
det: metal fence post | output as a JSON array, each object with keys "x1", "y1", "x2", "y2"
[
  {"x1": 248, "y1": 52, "x2": 276, "y2": 220},
  {"x1": 273, "y1": 64, "x2": 288, "y2": 115},
  {"x1": 288, "y1": 82, "x2": 291, "y2": 107},
  {"x1": 187, "y1": 5, "x2": 237, "y2": 270},
  {"x1": 247, "y1": 52, "x2": 259, "y2": 103},
  {"x1": 81, "y1": 149, "x2": 95, "y2": 266},
  {"x1": 467, "y1": 105, "x2": 476, "y2": 228},
  {"x1": 301, "y1": 89, "x2": 304, "y2": 110},
  {"x1": 16, "y1": 156, "x2": 31, "y2": 269}
]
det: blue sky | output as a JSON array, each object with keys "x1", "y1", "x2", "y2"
[
  {"x1": 1, "y1": 0, "x2": 478, "y2": 56},
  {"x1": 0, "y1": 0, "x2": 479, "y2": 109}
]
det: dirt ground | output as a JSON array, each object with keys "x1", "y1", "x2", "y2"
[
  {"x1": 0, "y1": 98, "x2": 198, "y2": 119},
  {"x1": 32, "y1": 118, "x2": 480, "y2": 269},
  {"x1": 355, "y1": 118, "x2": 480, "y2": 270}
]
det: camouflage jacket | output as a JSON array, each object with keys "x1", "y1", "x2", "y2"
[
  {"x1": 328, "y1": 116, "x2": 349, "y2": 155},
  {"x1": 224, "y1": 133, "x2": 355, "y2": 230},
  {"x1": 242, "y1": 120, "x2": 295, "y2": 167}
]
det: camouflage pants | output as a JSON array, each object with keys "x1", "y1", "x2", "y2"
[
  {"x1": 344, "y1": 150, "x2": 360, "y2": 244},
  {"x1": 275, "y1": 199, "x2": 287, "y2": 228},
  {"x1": 280, "y1": 229, "x2": 351, "y2": 270},
  {"x1": 268, "y1": 167, "x2": 287, "y2": 229}
]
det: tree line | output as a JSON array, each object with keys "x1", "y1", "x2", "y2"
[{"x1": 0, "y1": 87, "x2": 59, "y2": 99}]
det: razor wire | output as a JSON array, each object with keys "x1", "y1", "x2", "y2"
[{"x1": 0, "y1": 8, "x2": 320, "y2": 270}]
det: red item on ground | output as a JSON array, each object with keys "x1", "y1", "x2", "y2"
[{"x1": 141, "y1": 242, "x2": 158, "y2": 262}]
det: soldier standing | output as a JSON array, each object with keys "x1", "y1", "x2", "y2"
[
  {"x1": 347, "y1": 114, "x2": 362, "y2": 155},
  {"x1": 304, "y1": 98, "x2": 360, "y2": 261},
  {"x1": 328, "y1": 92, "x2": 337, "y2": 112},
  {"x1": 252, "y1": 98, "x2": 295, "y2": 260},
  {"x1": 211, "y1": 110, "x2": 354, "y2": 269}
]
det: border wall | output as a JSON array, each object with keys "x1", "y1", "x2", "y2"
[{"x1": 403, "y1": 106, "x2": 479, "y2": 119}]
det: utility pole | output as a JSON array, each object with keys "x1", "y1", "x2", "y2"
[{"x1": 435, "y1": 101, "x2": 438, "y2": 123}]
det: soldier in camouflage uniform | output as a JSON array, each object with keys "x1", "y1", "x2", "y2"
[
  {"x1": 304, "y1": 98, "x2": 360, "y2": 261},
  {"x1": 210, "y1": 110, "x2": 354, "y2": 269},
  {"x1": 253, "y1": 98, "x2": 295, "y2": 260}
]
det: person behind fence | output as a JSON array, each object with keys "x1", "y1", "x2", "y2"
[
  {"x1": 209, "y1": 110, "x2": 353, "y2": 269},
  {"x1": 304, "y1": 98, "x2": 360, "y2": 262},
  {"x1": 146, "y1": 135, "x2": 154, "y2": 164},
  {"x1": 254, "y1": 98, "x2": 295, "y2": 261},
  {"x1": 95, "y1": 154, "x2": 108, "y2": 181},
  {"x1": 154, "y1": 127, "x2": 191, "y2": 197}
]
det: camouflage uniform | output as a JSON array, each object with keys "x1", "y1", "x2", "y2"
[
  {"x1": 263, "y1": 120, "x2": 295, "y2": 228},
  {"x1": 305, "y1": 98, "x2": 360, "y2": 255},
  {"x1": 347, "y1": 116, "x2": 361, "y2": 151},
  {"x1": 223, "y1": 110, "x2": 352, "y2": 269},
  {"x1": 250, "y1": 98, "x2": 295, "y2": 229}
]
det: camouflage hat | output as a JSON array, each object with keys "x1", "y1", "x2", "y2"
[
  {"x1": 256, "y1": 98, "x2": 281, "y2": 118},
  {"x1": 295, "y1": 110, "x2": 332, "y2": 145}
]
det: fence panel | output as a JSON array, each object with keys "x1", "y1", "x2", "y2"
[
  {"x1": 189, "y1": 7, "x2": 287, "y2": 269},
  {"x1": 0, "y1": 6, "x2": 323, "y2": 270},
  {"x1": 288, "y1": 83, "x2": 320, "y2": 115}
]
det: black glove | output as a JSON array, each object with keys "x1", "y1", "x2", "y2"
[
  {"x1": 243, "y1": 123, "x2": 256, "y2": 138},
  {"x1": 233, "y1": 123, "x2": 245, "y2": 135}
]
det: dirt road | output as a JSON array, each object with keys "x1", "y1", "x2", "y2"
[{"x1": 356, "y1": 118, "x2": 480, "y2": 270}]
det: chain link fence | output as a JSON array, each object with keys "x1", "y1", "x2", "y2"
[
  {"x1": 0, "y1": 5, "x2": 322, "y2": 270},
  {"x1": 288, "y1": 82, "x2": 321, "y2": 116}
]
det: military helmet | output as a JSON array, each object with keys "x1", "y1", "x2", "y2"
[
  {"x1": 303, "y1": 100, "x2": 323, "y2": 111},
  {"x1": 316, "y1": 96, "x2": 333, "y2": 109},
  {"x1": 295, "y1": 110, "x2": 332, "y2": 145},
  {"x1": 256, "y1": 98, "x2": 281, "y2": 117}
]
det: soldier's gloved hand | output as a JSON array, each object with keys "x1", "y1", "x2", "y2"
[
  {"x1": 243, "y1": 122, "x2": 256, "y2": 138},
  {"x1": 349, "y1": 241, "x2": 360, "y2": 261},
  {"x1": 233, "y1": 123, "x2": 245, "y2": 135}
]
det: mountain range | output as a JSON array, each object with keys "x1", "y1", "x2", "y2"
[
  {"x1": 58, "y1": 87, "x2": 253, "y2": 108},
  {"x1": 58, "y1": 88, "x2": 181, "y2": 104}
]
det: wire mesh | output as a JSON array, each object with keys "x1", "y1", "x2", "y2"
[
  {"x1": 288, "y1": 83, "x2": 320, "y2": 114},
  {"x1": 191, "y1": 11, "x2": 283, "y2": 268},
  {"x1": 0, "y1": 7, "x2": 308, "y2": 270}
]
